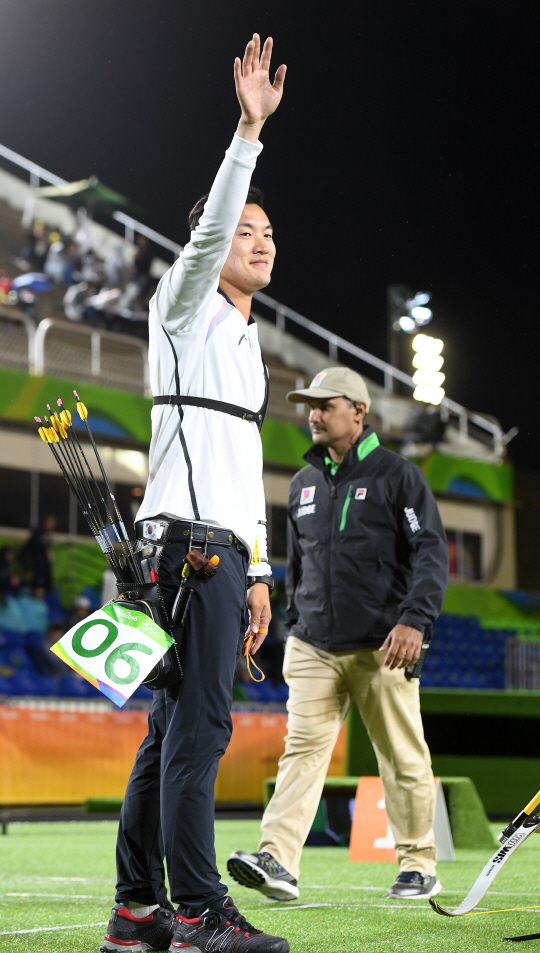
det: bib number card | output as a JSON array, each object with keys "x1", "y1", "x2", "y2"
[{"x1": 51, "y1": 604, "x2": 174, "y2": 706}]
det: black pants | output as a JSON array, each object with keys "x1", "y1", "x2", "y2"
[{"x1": 115, "y1": 537, "x2": 247, "y2": 914}]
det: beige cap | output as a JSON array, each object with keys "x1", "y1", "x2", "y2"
[{"x1": 287, "y1": 366, "x2": 371, "y2": 412}]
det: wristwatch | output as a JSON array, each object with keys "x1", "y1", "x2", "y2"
[{"x1": 248, "y1": 574, "x2": 275, "y2": 593}]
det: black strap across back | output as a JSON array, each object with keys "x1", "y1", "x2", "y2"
[
  {"x1": 153, "y1": 355, "x2": 269, "y2": 432},
  {"x1": 153, "y1": 393, "x2": 265, "y2": 426}
]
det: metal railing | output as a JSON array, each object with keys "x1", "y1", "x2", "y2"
[
  {"x1": 0, "y1": 139, "x2": 506, "y2": 453},
  {"x1": 0, "y1": 310, "x2": 150, "y2": 397},
  {"x1": 0, "y1": 307, "x2": 36, "y2": 373},
  {"x1": 33, "y1": 318, "x2": 150, "y2": 397}
]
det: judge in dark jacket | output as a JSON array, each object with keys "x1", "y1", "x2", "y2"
[{"x1": 229, "y1": 366, "x2": 449, "y2": 903}]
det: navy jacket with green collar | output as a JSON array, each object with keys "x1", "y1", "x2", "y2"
[{"x1": 285, "y1": 424, "x2": 449, "y2": 651}]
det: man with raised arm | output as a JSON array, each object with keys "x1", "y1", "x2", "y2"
[{"x1": 100, "y1": 35, "x2": 289, "y2": 953}]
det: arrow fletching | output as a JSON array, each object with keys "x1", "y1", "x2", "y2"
[{"x1": 34, "y1": 392, "x2": 143, "y2": 588}]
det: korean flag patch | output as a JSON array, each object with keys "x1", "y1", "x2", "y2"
[
  {"x1": 355, "y1": 488, "x2": 367, "y2": 500},
  {"x1": 300, "y1": 486, "x2": 316, "y2": 505}
]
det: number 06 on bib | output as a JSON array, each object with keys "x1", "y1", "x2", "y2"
[{"x1": 51, "y1": 604, "x2": 175, "y2": 706}]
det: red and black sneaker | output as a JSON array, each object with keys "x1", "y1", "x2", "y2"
[
  {"x1": 169, "y1": 896, "x2": 289, "y2": 953},
  {"x1": 100, "y1": 903, "x2": 175, "y2": 952}
]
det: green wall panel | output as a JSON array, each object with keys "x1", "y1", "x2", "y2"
[
  {"x1": 431, "y1": 756, "x2": 540, "y2": 815},
  {"x1": 0, "y1": 368, "x2": 152, "y2": 443},
  {"x1": 260, "y1": 418, "x2": 312, "y2": 469},
  {"x1": 420, "y1": 451, "x2": 513, "y2": 501}
]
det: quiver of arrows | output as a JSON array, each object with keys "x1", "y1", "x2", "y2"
[{"x1": 35, "y1": 390, "x2": 144, "y2": 589}]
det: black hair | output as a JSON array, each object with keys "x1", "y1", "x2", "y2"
[{"x1": 188, "y1": 186, "x2": 265, "y2": 232}]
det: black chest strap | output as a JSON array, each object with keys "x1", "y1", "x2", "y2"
[
  {"x1": 155, "y1": 331, "x2": 269, "y2": 432},
  {"x1": 153, "y1": 394, "x2": 264, "y2": 426}
]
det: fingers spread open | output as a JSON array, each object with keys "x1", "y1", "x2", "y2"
[
  {"x1": 273, "y1": 63, "x2": 287, "y2": 93},
  {"x1": 260, "y1": 35, "x2": 273, "y2": 73},
  {"x1": 243, "y1": 38, "x2": 254, "y2": 77},
  {"x1": 252, "y1": 33, "x2": 262, "y2": 69},
  {"x1": 234, "y1": 57, "x2": 242, "y2": 88}
]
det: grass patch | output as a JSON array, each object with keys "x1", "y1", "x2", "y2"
[{"x1": 1, "y1": 819, "x2": 540, "y2": 951}]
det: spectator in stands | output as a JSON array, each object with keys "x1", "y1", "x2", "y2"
[
  {"x1": 21, "y1": 219, "x2": 49, "y2": 270},
  {"x1": 133, "y1": 234, "x2": 153, "y2": 291},
  {"x1": 16, "y1": 286, "x2": 38, "y2": 319},
  {"x1": 81, "y1": 250, "x2": 106, "y2": 285},
  {"x1": 20, "y1": 514, "x2": 57, "y2": 592},
  {"x1": 0, "y1": 270, "x2": 11, "y2": 302},
  {"x1": 63, "y1": 281, "x2": 91, "y2": 322},
  {"x1": 104, "y1": 244, "x2": 127, "y2": 289},
  {"x1": 44, "y1": 236, "x2": 69, "y2": 284}
]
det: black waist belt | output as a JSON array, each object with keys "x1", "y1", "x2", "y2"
[
  {"x1": 153, "y1": 395, "x2": 263, "y2": 424},
  {"x1": 136, "y1": 517, "x2": 248, "y2": 554}
]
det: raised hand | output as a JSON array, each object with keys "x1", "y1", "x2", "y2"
[{"x1": 235, "y1": 34, "x2": 286, "y2": 141}]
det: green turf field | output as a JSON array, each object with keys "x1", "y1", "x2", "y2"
[{"x1": 1, "y1": 819, "x2": 540, "y2": 951}]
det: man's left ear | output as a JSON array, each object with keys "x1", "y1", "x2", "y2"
[{"x1": 354, "y1": 402, "x2": 367, "y2": 421}]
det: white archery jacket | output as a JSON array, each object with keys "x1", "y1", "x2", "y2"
[{"x1": 136, "y1": 133, "x2": 271, "y2": 578}]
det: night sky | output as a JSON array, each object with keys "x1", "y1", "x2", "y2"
[{"x1": 0, "y1": 1, "x2": 537, "y2": 467}]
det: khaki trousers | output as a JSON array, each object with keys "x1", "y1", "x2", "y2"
[{"x1": 259, "y1": 635, "x2": 436, "y2": 879}]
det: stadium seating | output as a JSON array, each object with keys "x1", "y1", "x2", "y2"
[
  {"x1": 421, "y1": 614, "x2": 509, "y2": 689},
  {"x1": 0, "y1": 603, "x2": 519, "y2": 699}
]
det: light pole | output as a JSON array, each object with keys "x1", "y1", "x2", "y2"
[{"x1": 387, "y1": 284, "x2": 433, "y2": 392}]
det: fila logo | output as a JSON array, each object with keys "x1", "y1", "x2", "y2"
[
  {"x1": 355, "y1": 488, "x2": 367, "y2": 500},
  {"x1": 404, "y1": 507, "x2": 421, "y2": 533},
  {"x1": 300, "y1": 486, "x2": 316, "y2": 505}
]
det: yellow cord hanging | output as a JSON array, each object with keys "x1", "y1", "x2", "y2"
[{"x1": 245, "y1": 628, "x2": 267, "y2": 682}]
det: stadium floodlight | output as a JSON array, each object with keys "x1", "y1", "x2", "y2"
[
  {"x1": 412, "y1": 333, "x2": 443, "y2": 354},
  {"x1": 409, "y1": 291, "x2": 431, "y2": 307},
  {"x1": 412, "y1": 351, "x2": 444, "y2": 371},
  {"x1": 410, "y1": 305, "x2": 433, "y2": 324},
  {"x1": 411, "y1": 334, "x2": 445, "y2": 405},
  {"x1": 387, "y1": 285, "x2": 435, "y2": 390},
  {"x1": 412, "y1": 368, "x2": 445, "y2": 387},
  {"x1": 413, "y1": 383, "x2": 445, "y2": 405}
]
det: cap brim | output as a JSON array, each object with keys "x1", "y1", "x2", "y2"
[{"x1": 286, "y1": 387, "x2": 345, "y2": 403}]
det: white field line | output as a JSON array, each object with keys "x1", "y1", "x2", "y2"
[
  {"x1": 6, "y1": 892, "x2": 109, "y2": 899},
  {"x1": 303, "y1": 885, "x2": 383, "y2": 891},
  {"x1": 4, "y1": 901, "x2": 533, "y2": 937},
  {"x1": 0, "y1": 921, "x2": 107, "y2": 936},
  {"x1": 301, "y1": 885, "x2": 535, "y2": 896},
  {"x1": 261, "y1": 903, "x2": 430, "y2": 912}
]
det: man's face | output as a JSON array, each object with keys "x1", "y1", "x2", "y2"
[
  {"x1": 219, "y1": 204, "x2": 275, "y2": 293},
  {"x1": 308, "y1": 397, "x2": 366, "y2": 446}
]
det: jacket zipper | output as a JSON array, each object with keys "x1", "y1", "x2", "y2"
[
  {"x1": 328, "y1": 482, "x2": 337, "y2": 637},
  {"x1": 339, "y1": 484, "x2": 354, "y2": 531}
]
